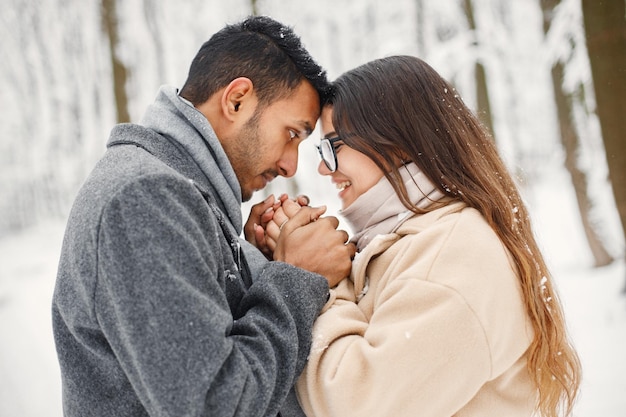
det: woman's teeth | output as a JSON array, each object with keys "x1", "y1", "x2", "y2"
[{"x1": 336, "y1": 181, "x2": 351, "y2": 191}]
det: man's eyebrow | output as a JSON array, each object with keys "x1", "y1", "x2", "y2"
[
  {"x1": 323, "y1": 131, "x2": 337, "y2": 139},
  {"x1": 300, "y1": 121, "x2": 314, "y2": 136}
]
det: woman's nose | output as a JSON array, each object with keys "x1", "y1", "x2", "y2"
[{"x1": 317, "y1": 159, "x2": 332, "y2": 175}]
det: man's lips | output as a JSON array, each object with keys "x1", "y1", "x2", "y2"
[{"x1": 257, "y1": 172, "x2": 277, "y2": 189}]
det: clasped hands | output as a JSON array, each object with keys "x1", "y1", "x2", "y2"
[{"x1": 244, "y1": 194, "x2": 355, "y2": 287}]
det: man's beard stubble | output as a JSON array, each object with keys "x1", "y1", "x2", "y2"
[{"x1": 232, "y1": 111, "x2": 277, "y2": 202}]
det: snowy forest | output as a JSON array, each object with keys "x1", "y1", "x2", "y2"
[
  {"x1": 1, "y1": 0, "x2": 625, "y2": 272},
  {"x1": 1, "y1": 0, "x2": 626, "y2": 415}
]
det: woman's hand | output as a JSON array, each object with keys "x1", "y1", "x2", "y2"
[
  {"x1": 265, "y1": 199, "x2": 307, "y2": 252},
  {"x1": 244, "y1": 194, "x2": 310, "y2": 258},
  {"x1": 244, "y1": 194, "x2": 280, "y2": 258}
]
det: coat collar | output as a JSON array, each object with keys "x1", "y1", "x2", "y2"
[
  {"x1": 106, "y1": 86, "x2": 245, "y2": 234},
  {"x1": 349, "y1": 200, "x2": 466, "y2": 297}
]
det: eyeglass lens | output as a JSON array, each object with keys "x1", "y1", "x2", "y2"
[{"x1": 319, "y1": 139, "x2": 337, "y2": 172}]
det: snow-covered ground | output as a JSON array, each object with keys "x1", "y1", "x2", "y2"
[{"x1": 0, "y1": 175, "x2": 624, "y2": 416}]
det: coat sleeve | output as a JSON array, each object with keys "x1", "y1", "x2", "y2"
[
  {"x1": 95, "y1": 173, "x2": 328, "y2": 417},
  {"x1": 296, "y1": 248, "x2": 495, "y2": 416}
]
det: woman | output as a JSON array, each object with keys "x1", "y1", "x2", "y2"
[{"x1": 265, "y1": 55, "x2": 581, "y2": 417}]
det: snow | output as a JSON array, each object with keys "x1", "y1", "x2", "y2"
[
  {"x1": 0, "y1": 220, "x2": 64, "y2": 416},
  {"x1": 0, "y1": 173, "x2": 624, "y2": 417},
  {"x1": 1, "y1": 0, "x2": 624, "y2": 415}
]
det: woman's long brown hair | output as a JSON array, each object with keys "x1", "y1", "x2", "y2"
[{"x1": 329, "y1": 55, "x2": 581, "y2": 417}]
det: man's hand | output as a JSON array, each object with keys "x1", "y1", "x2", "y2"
[
  {"x1": 244, "y1": 194, "x2": 280, "y2": 258},
  {"x1": 272, "y1": 202, "x2": 356, "y2": 288}
]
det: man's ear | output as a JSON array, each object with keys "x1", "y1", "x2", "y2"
[{"x1": 221, "y1": 77, "x2": 256, "y2": 121}]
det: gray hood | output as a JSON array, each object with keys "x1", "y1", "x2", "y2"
[{"x1": 139, "y1": 85, "x2": 243, "y2": 232}]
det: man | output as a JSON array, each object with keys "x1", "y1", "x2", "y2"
[{"x1": 52, "y1": 16, "x2": 355, "y2": 417}]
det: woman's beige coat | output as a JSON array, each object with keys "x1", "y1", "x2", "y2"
[{"x1": 296, "y1": 201, "x2": 537, "y2": 417}]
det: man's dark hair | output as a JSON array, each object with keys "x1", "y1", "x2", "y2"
[{"x1": 180, "y1": 15, "x2": 330, "y2": 107}]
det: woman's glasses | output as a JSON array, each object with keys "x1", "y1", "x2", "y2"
[{"x1": 317, "y1": 136, "x2": 342, "y2": 172}]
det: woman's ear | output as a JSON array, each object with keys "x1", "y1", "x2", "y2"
[{"x1": 221, "y1": 77, "x2": 256, "y2": 121}]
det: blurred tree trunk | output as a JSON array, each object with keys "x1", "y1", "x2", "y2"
[
  {"x1": 251, "y1": 0, "x2": 259, "y2": 15},
  {"x1": 541, "y1": 0, "x2": 614, "y2": 267},
  {"x1": 463, "y1": 0, "x2": 496, "y2": 141},
  {"x1": 581, "y1": 0, "x2": 626, "y2": 273},
  {"x1": 101, "y1": 0, "x2": 130, "y2": 123},
  {"x1": 553, "y1": 61, "x2": 613, "y2": 267},
  {"x1": 143, "y1": 0, "x2": 166, "y2": 82}
]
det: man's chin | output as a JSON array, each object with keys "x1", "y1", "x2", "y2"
[
  {"x1": 241, "y1": 186, "x2": 260, "y2": 203},
  {"x1": 241, "y1": 175, "x2": 275, "y2": 202},
  {"x1": 241, "y1": 190, "x2": 253, "y2": 202}
]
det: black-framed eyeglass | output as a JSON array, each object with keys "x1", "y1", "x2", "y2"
[{"x1": 316, "y1": 136, "x2": 342, "y2": 172}]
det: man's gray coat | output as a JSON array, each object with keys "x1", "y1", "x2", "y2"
[{"x1": 52, "y1": 86, "x2": 328, "y2": 417}]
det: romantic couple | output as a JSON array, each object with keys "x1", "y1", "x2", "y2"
[{"x1": 52, "y1": 15, "x2": 580, "y2": 417}]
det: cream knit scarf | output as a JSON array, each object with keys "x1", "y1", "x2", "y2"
[{"x1": 341, "y1": 163, "x2": 445, "y2": 251}]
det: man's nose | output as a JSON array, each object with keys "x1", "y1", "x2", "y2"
[{"x1": 278, "y1": 146, "x2": 298, "y2": 177}]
